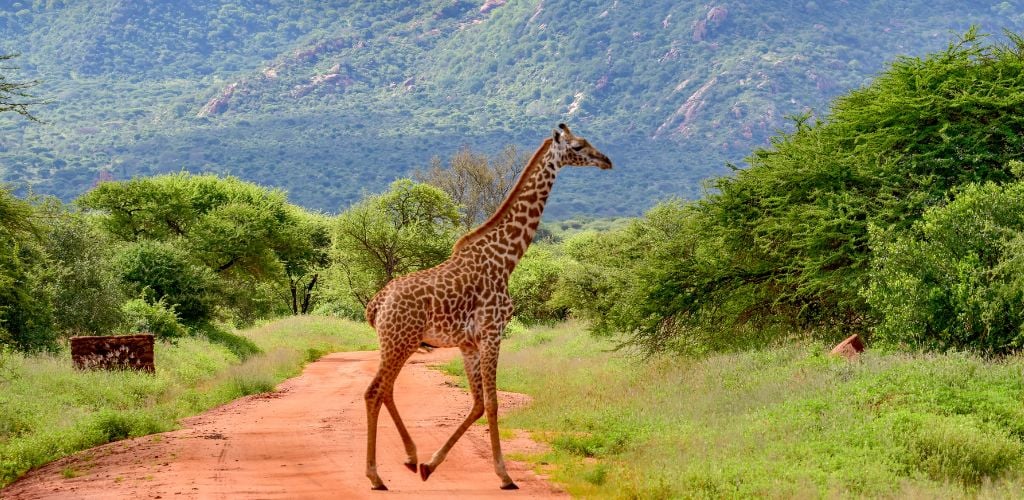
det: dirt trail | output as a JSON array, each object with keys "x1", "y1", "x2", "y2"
[{"x1": 2, "y1": 349, "x2": 564, "y2": 499}]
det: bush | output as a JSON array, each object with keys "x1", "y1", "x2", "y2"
[
  {"x1": 0, "y1": 188, "x2": 56, "y2": 352},
  {"x1": 508, "y1": 244, "x2": 567, "y2": 324},
  {"x1": 120, "y1": 297, "x2": 188, "y2": 341},
  {"x1": 115, "y1": 240, "x2": 217, "y2": 325},
  {"x1": 41, "y1": 202, "x2": 126, "y2": 338},
  {"x1": 895, "y1": 413, "x2": 1023, "y2": 485},
  {"x1": 864, "y1": 180, "x2": 1024, "y2": 353}
]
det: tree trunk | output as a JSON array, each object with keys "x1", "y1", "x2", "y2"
[
  {"x1": 300, "y1": 273, "x2": 318, "y2": 314},
  {"x1": 289, "y1": 278, "x2": 299, "y2": 315}
]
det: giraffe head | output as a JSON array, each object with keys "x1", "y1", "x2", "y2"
[{"x1": 550, "y1": 123, "x2": 613, "y2": 170}]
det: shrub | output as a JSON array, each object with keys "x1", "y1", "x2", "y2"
[
  {"x1": 864, "y1": 180, "x2": 1024, "y2": 353},
  {"x1": 121, "y1": 297, "x2": 188, "y2": 341},
  {"x1": 895, "y1": 413, "x2": 1023, "y2": 485},
  {"x1": 508, "y1": 244, "x2": 567, "y2": 324},
  {"x1": 115, "y1": 240, "x2": 217, "y2": 325},
  {"x1": 41, "y1": 202, "x2": 126, "y2": 338},
  {"x1": 0, "y1": 188, "x2": 56, "y2": 351}
]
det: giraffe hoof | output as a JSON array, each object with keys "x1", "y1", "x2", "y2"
[
  {"x1": 501, "y1": 482, "x2": 520, "y2": 490},
  {"x1": 404, "y1": 462, "x2": 417, "y2": 473},
  {"x1": 419, "y1": 463, "x2": 433, "y2": 481},
  {"x1": 371, "y1": 484, "x2": 388, "y2": 491}
]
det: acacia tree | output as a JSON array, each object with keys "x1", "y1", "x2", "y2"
[
  {"x1": 332, "y1": 179, "x2": 460, "y2": 308},
  {"x1": 0, "y1": 54, "x2": 43, "y2": 122},
  {"x1": 414, "y1": 144, "x2": 525, "y2": 229},
  {"x1": 79, "y1": 173, "x2": 331, "y2": 322},
  {"x1": 278, "y1": 209, "x2": 331, "y2": 314}
]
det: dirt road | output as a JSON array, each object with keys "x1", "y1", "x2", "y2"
[{"x1": 2, "y1": 349, "x2": 564, "y2": 499}]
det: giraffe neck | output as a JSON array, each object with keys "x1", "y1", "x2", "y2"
[{"x1": 452, "y1": 139, "x2": 560, "y2": 280}]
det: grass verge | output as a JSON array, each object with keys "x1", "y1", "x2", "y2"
[
  {"x1": 0, "y1": 315, "x2": 376, "y2": 488},
  {"x1": 441, "y1": 321, "x2": 1024, "y2": 498}
]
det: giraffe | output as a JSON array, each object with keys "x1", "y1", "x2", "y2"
[{"x1": 362, "y1": 124, "x2": 612, "y2": 490}]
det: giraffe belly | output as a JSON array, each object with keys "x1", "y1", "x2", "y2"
[
  {"x1": 420, "y1": 313, "x2": 476, "y2": 348},
  {"x1": 420, "y1": 327, "x2": 465, "y2": 349},
  {"x1": 419, "y1": 336, "x2": 458, "y2": 348}
]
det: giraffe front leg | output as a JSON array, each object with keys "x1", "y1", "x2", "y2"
[
  {"x1": 420, "y1": 346, "x2": 485, "y2": 481},
  {"x1": 479, "y1": 338, "x2": 517, "y2": 489},
  {"x1": 384, "y1": 397, "x2": 418, "y2": 472}
]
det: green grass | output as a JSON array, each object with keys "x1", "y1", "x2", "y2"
[
  {"x1": 0, "y1": 315, "x2": 376, "y2": 488},
  {"x1": 443, "y1": 321, "x2": 1024, "y2": 498}
]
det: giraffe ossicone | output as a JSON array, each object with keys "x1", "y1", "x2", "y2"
[{"x1": 362, "y1": 124, "x2": 612, "y2": 491}]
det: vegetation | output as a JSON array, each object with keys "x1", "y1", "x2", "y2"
[
  {"x1": 4, "y1": 10, "x2": 1024, "y2": 497},
  {"x1": 80, "y1": 173, "x2": 331, "y2": 326},
  {"x1": 3, "y1": 2, "x2": 1024, "y2": 217},
  {"x1": 442, "y1": 323, "x2": 1024, "y2": 497},
  {"x1": 865, "y1": 176, "x2": 1024, "y2": 353},
  {"x1": 552, "y1": 31, "x2": 1024, "y2": 355},
  {"x1": 0, "y1": 316, "x2": 376, "y2": 488},
  {"x1": 327, "y1": 179, "x2": 460, "y2": 315},
  {"x1": 414, "y1": 144, "x2": 526, "y2": 229}
]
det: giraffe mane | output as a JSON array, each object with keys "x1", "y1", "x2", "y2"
[{"x1": 452, "y1": 138, "x2": 553, "y2": 253}]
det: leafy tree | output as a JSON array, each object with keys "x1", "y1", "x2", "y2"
[
  {"x1": 507, "y1": 243, "x2": 567, "y2": 324},
  {"x1": 332, "y1": 179, "x2": 460, "y2": 308},
  {"x1": 278, "y1": 209, "x2": 331, "y2": 315},
  {"x1": 38, "y1": 200, "x2": 126, "y2": 337},
  {"x1": 0, "y1": 187, "x2": 55, "y2": 351},
  {"x1": 864, "y1": 175, "x2": 1024, "y2": 354},
  {"x1": 591, "y1": 30, "x2": 1024, "y2": 354},
  {"x1": 414, "y1": 144, "x2": 526, "y2": 229},
  {"x1": 79, "y1": 173, "x2": 331, "y2": 321},
  {"x1": 114, "y1": 240, "x2": 217, "y2": 325}
]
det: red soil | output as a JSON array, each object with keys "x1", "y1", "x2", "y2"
[{"x1": 1, "y1": 349, "x2": 564, "y2": 499}]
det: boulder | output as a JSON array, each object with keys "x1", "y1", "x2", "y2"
[{"x1": 830, "y1": 334, "x2": 865, "y2": 359}]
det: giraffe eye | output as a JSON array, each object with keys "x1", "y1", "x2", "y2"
[{"x1": 571, "y1": 143, "x2": 585, "y2": 151}]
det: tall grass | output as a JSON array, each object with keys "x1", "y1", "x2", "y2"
[
  {"x1": 445, "y1": 322, "x2": 1024, "y2": 498},
  {"x1": 0, "y1": 315, "x2": 376, "y2": 488}
]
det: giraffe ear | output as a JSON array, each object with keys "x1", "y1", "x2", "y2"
[{"x1": 552, "y1": 128, "x2": 562, "y2": 143}]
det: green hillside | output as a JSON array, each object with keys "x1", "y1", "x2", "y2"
[{"x1": 2, "y1": 1, "x2": 1024, "y2": 216}]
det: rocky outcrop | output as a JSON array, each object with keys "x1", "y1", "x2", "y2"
[
  {"x1": 692, "y1": 5, "x2": 729, "y2": 42},
  {"x1": 291, "y1": 70, "x2": 354, "y2": 98},
  {"x1": 566, "y1": 91, "x2": 585, "y2": 116},
  {"x1": 293, "y1": 37, "x2": 349, "y2": 62},
  {"x1": 654, "y1": 77, "x2": 717, "y2": 138},
  {"x1": 479, "y1": 0, "x2": 507, "y2": 13},
  {"x1": 197, "y1": 82, "x2": 238, "y2": 117}
]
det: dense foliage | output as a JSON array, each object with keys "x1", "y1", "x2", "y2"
[
  {"x1": 552, "y1": 32, "x2": 1024, "y2": 355},
  {"x1": 327, "y1": 179, "x2": 460, "y2": 316},
  {"x1": 865, "y1": 176, "x2": 1024, "y2": 353},
  {"x1": 0, "y1": 188, "x2": 53, "y2": 350},
  {"x1": 78, "y1": 173, "x2": 330, "y2": 325},
  {"x1": 3, "y1": 2, "x2": 1024, "y2": 217},
  {"x1": 0, "y1": 173, "x2": 334, "y2": 352}
]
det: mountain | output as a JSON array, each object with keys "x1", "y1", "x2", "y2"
[{"x1": 2, "y1": 1, "x2": 1024, "y2": 217}]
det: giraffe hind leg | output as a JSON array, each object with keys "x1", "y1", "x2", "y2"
[{"x1": 365, "y1": 343, "x2": 416, "y2": 489}]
